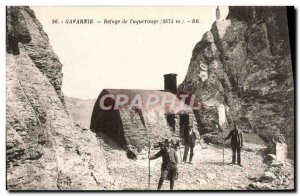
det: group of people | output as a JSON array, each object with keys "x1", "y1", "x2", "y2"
[{"x1": 148, "y1": 124, "x2": 244, "y2": 190}]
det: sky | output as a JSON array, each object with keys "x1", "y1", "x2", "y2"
[{"x1": 32, "y1": 6, "x2": 228, "y2": 99}]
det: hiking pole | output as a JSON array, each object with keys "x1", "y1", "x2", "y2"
[
  {"x1": 148, "y1": 140, "x2": 151, "y2": 189},
  {"x1": 179, "y1": 139, "x2": 182, "y2": 162},
  {"x1": 222, "y1": 130, "x2": 224, "y2": 166}
]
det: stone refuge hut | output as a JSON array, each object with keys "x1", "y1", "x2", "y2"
[{"x1": 90, "y1": 74, "x2": 200, "y2": 151}]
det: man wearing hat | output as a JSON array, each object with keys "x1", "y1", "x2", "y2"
[
  {"x1": 183, "y1": 126, "x2": 197, "y2": 164},
  {"x1": 224, "y1": 124, "x2": 244, "y2": 166},
  {"x1": 149, "y1": 139, "x2": 178, "y2": 190}
]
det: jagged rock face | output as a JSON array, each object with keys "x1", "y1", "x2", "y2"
[
  {"x1": 6, "y1": 6, "x2": 64, "y2": 103},
  {"x1": 6, "y1": 6, "x2": 113, "y2": 190},
  {"x1": 179, "y1": 6, "x2": 294, "y2": 159}
]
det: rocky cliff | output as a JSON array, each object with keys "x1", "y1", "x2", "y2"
[
  {"x1": 179, "y1": 6, "x2": 294, "y2": 159},
  {"x1": 6, "y1": 6, "x2": 113, "y2": 190}
]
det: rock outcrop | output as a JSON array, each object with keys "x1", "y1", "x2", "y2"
[
  {"x1": 246, "y1": 156, "x2": 294, "y2": 190},
  {"x1": 7, "y1": 6, "x2": 64, "y2": 103},
  {"x1": 179, "y1": 6, "x2": 294, "y2": 159},
  {"x1": 6, "y1": 6, "x2": 113, "y2": 190}
]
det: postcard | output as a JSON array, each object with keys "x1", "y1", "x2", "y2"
[{"x1": 6, "y1": 6, "x2": 295, "y2": 191}]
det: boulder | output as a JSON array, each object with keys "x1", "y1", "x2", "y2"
[
  {"x1": 261, "y1": 171, "x2": 276, "y2": 182},
  {"x1": 270, "y1": 161, "x2": 283, "y2": 168},
  {"x1": 248, "y1": 182, "x2": 272, "y2": 190}
]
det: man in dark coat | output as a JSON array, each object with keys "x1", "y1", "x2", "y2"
[
  {"x1": 183, "y1": 127, "x2": 197, "y2": 164},
  {"x1": 149, "y1": 139, "x2": 178, "y2": 190},
  {"x1": 224, "y1": 124, "x2": 244, "y2": 166}
]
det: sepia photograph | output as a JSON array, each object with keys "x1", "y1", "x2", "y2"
[{"x1": 5, "y1": 5, "x2": 295, "y2": 191}]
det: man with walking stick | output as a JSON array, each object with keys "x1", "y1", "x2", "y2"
[
  {"x1": 223, "y1": 124, "x2": 244, "y2": 166},
  {"x1": 148, "y1": 139, "x2": 178, "y2": 190},
  {"x1": 183, "y1": 126, "x2": 197, "y2": 164}
]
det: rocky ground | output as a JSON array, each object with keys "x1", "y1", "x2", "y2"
[{"x1": 97, "y1": 134, "x2": 294, "y2": 190}]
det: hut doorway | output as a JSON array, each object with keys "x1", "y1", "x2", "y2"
[
  {"x1": 166, "y1": 113, "x2": 175, "y2": 133},
  {"x1": 179, "y1": 114, "x2": 189, "y2": 141}
]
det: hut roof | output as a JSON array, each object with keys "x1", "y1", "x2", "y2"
[{"x1": 102, "y1": 88, "x2": 195, "y2": 114}]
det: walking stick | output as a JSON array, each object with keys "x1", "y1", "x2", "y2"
[
  {"x1": 137, "y1": 110, "x2": 151, "y2": 189},
  {"x1": 148, "y1": 140, "x2": 151, "y2": 189},
  {"x1": 178, "y1": 138, "x2": 182, "y2": 162},
  {"x1": 222, "y1": 130, "x2": 224, "y2": 166}
]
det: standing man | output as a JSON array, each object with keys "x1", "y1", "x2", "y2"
[
  {"x1": 149, "y1": 139, "x2": 178, "y2": 190},
  {"x1": 224, "y1": 124, "x2": 244, "y2": 166},
  {"x1": 183, "y1": 126, "x2": 197, "y2": 164}
]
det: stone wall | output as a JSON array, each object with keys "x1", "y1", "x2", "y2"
[{"x1": 91, "y1": 105, "x2": 174, "y2": 152}]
